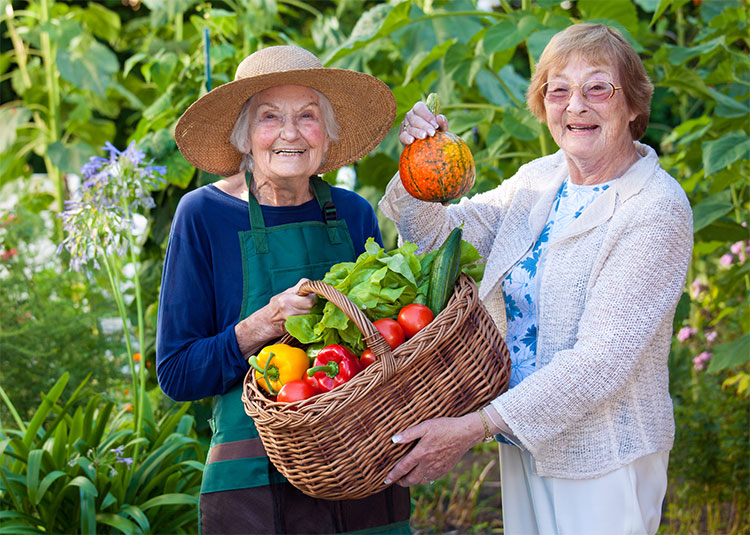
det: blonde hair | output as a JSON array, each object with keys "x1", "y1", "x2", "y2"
[
  {"x1": 527, "y1": 23, "x2": 654, "y2": 140},
  {"x1": 229, "y1": 87, "x2": 340, "y2": 173}
]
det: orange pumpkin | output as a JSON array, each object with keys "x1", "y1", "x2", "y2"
[{"x1": 398, "y1": 94, "x2": 475, "y2": 204}]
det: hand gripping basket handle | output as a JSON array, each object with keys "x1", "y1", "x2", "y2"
[{"x1": 297, "y1": 280, "x2": 397, "y2": 383}]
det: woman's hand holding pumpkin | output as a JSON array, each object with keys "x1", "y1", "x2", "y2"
[{"x1": 399, "y1": 101, "x2": 450, "y2": 146}]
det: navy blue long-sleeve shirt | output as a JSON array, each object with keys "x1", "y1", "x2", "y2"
[{"x1": 155, "y1": 183, "x2": 383, "y2": 402}]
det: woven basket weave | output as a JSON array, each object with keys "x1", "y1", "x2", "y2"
[{"x1": 241, "y1": 273, "x2": 510, "y2": 500}]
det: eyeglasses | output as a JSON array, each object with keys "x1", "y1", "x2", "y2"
[{"x1": 541, "y1": 80, "x2": 622, "y2": 104}]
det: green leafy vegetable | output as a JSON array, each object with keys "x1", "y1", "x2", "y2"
[{"x1": 285, "y1": 237, "x2": 483, "y2": 353}]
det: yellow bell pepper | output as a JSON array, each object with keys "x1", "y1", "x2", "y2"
[{"x1": 249, "y1": 344, "x2": 309, "y2": 395}]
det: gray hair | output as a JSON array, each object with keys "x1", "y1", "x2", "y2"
[{"x1": 229, "y1": 87, "x2": 340, "y2": 174}]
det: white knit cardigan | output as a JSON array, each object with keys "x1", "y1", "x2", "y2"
[{"x1": 379, "y1": 142, "x2": 693, "y2": 479}]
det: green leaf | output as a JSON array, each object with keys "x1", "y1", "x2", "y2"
[
  {"x1": 696, "y1": 218, "x2": 750, "y2": 243},
  {"x1": 666, "y1": 37, "x2": 724, "y2": 65},
  {"x1": 24, "y1": 373, "x2": 69, "y2": 448},
  {"x1": 68, "y1": 475, "x2": 98, "y2": 497},
  {"x1": 121, "y1": 504, "x2": 150, "y2": 533},
  {"x1": 96, "y1": 513, "x2": 138, "y2": 534},
  {"x1": 501, "y1": 107, "x2": 542, "y2": 141},
  {"x1": 35, "y1": 470, "x2": 67, "y2": 506},
  {"x1": 56, "y1": 36, "x2": 119, "y2": 98},
  {"x1": 25, "y1": 449, "x2": 44, "y2": 504},
  {"x1": 0, "y1": 106, "x2": 31, "y2": 153},
  {"x1": 483, "y1": 15, "x2": 538, "y2": 53},
  {"x1": 80, "y1": 487, "x2": 96, "y2": 535},
  {"x1": 47, "y1": 140, "x2": 95, "y2": 175},
  {"x1": 403, "y1": 40, "x2": 455, "y2": 86},
  {"x1": 650, "y1": 0, "x2": 672, "y2": 26},
  {"x1": 578, "y1": 0, "x2": 639, "y2": 33},
  {"x1": 323, "y1": 2, "x2": 411, "y2": 65},
  {"x1": 702, "y1": 131, "x2": 750, "y2": 176},
  {"x1": 139, "y1": 492, "x2": 199, "y2": 511},
  {"x1": 692, "y1": 190, "x2": 733, "y2": 233},
  {"x1": 79, "y1": 3, "x2": 121, "y2": 44},
  {"x1": 707, "y1": 333, "x2": 750, "y2": 372},
  {"x1": 706, "y1": 88, "x2": 750, "y2": 118}
]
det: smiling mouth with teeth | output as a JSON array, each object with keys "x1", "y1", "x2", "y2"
[
  {"x1": 274, "y1": 149, "x2": 306, "y2": 154},
  {"x1": 567, "y1": 125, "x2": 598, "y2": 131}
]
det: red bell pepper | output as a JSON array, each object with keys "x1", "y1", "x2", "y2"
[{"x1": 305, "y1": 344, "x2": 362, "y2": 393}]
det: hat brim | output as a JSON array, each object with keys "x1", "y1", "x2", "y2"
[{"x1": 175, "y1": 68, "x2": 397, "y2": 177}]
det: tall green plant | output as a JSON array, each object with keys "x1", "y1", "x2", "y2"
[{"x1": 0, "y1": 373, "x2": 204, "y2": 534}]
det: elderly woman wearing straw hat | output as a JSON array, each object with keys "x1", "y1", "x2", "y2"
[
  {"x1": 380, "y1": 24, "x2": 692, "y2": 534},
  {"x1": 155, "y1": 46, "x2": 411, "y2": 534}
]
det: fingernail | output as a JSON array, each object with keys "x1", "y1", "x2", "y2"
[
  {"x1": 391, "y1": 434, "x2": 402, "y2": 443},
  {"x1": 431, "y1": 121, "x2": 439, "y2": 129},
  {"x1": 427, "y1": 129, "x2": 436, "y2": 136},
  {"x1": 384, "y1": 478, "x2": 391, "y2": 485}
]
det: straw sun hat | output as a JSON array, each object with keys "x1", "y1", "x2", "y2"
[{"x1": 175, "y1": 45, "x2": 397, "y2": 177}]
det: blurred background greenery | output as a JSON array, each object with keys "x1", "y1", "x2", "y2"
[{"x1": 1, "y1": 0, "x2": 748, "y2": 533}]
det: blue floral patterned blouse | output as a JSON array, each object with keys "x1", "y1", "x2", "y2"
[{"x1": 501, "y1": 177, "x2": 612, "y2": 389}]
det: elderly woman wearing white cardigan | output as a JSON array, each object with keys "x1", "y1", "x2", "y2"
[{"x1": 382, "y1": 24, "x2": 692, "y2": 535}]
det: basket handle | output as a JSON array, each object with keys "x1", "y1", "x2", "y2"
[{"x1": 297, "y1": 280, "x2": 397, "y2": 383}]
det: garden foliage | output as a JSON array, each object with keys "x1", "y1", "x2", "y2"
[{"x1": 1, "y1": 0, "x2": 748, "y2": 533}]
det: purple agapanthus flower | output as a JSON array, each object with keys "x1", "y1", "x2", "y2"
[
  {"x1": 115, "y1": 456, "x2": 134, "y2": 466},
  {"x1": 58, "y1": 141, "x2": 166, "y2": 272}
]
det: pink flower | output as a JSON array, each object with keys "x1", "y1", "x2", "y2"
[
  {"x1": 730, "y1": 241, "x2": 743, "y2": 255},
  {"x1": 1, "y1": 248, "x2": 18, "y2": 261},
  {"x1": 720, "y1": 253, "x2": 734, "y2": 267},
  {"x1": 677, "y1": 326, "x2": 695, "y2": 343},
  {"x1": 690, "y1": 278, "x2": 707, "y2": 299},
  {"x1": 693, "y1": 352, "x2": 712, "y2": 371},
  {"x1": 705, "y1": 331, "x2": 717, "y2": 343}
]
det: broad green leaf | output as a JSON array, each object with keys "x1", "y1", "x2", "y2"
[
  {"x1": 702, "y1": 132, "x2": 750, "y2": 176},
  {"x1": 691, "y1": 190, "x2": 733, "y2": 233},
  {"x1": 483, "y1": 15, "x2": 538, "y2": 53},
  {"x1": 323, "y1": 2, "x2": 411, "y2": 65},
  {"x1": 501, "y1": 107, "x2": 542, "y2": 141},
  {"x1": 666, "y1": 37, "x2": 724, "y2": 65},
  {"x1": 696, "y1": 218, "x2": 750, "y2": 244},
  {"x1": 706, "y1": 88, "x2": 750, "y2": 118},
  {"x1": 578, "y1": 0, "x2": 639, "y2": 34},
  {"x1": 140, "y1": 492, "x2": 199, "y2": 511},
  {"x1": 707, "y1": 333, "x2": 750, "y2": 372},
  {"x1": 658, "y1": 64, "x2": 710, "y2": 97},
  {"x1": 79, "y1": 3, "x2": 121, "y2": 44},
  {"x1": 56, "y1": 35, "x2": 119, "y2": 98},
  {"x1": 47, "y1": 140, "x2": 95, "y2": 175},
  {"x1": 162, "y1": 149, "x2": 197, "y2": 189},
  {"x1": 449, "y1": 109, "x2": 493, "y2": 135},
  {"x1": 0, "y1": 106, "x2": 31, "y2": 153},
  {"x1": 526, "y1": 29, "x2": 560, "y2": 63},
  {"x1": 404, "y1": 40, "x2": 456, "y2": 86}
]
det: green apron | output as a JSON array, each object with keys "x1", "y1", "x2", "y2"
[{"x1": 201, "y1": 174, "x2": 356, "y2": 495}]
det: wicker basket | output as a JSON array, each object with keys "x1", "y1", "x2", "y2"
[{"x1": 241, "y1": 273, "x2": 510, "y2": 500}]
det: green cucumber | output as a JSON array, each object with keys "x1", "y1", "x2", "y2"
[{"x1": 427, "y1": 226, "x2": 463, "y2": 315}]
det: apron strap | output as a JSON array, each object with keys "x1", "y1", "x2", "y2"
[
  {"x1": 245, "y1": 171, "x2": 270, "y2": 254},
  {"x1": 310, "y1": 176, "x2": 343, "y2": 245},
  {"x1": 245, "y1": 173, "x2": 343, "y2": 253}
]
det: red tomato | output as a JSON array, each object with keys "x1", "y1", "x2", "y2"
[
  {"x1": 373, "y1": 318, "x2": 405, "y2": 349},
  {"x1": 276, "y1": 380, "x2": 319, "y2": 404},
  {"x1": 397, "y1": 303, "x2": 435, "y2": 338},
  {"x1": 360, "y1": 349, "x2": 376, "y2": 368}
]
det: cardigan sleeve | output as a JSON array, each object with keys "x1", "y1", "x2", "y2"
[
  {"x1": 493, "y1": 188, "x2": 693, "y2": 457},
  {"x1": 379, "y1": 169, "x2": 523, "y2": 259}
]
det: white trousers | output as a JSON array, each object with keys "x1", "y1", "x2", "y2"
[{"x1": 499, "y1": 444, "x2": 669, "y2": 535}]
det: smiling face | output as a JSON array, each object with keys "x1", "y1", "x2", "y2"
[
  {"x1": 544, "y1": 56, "x2": 637, "y2": 179},
  {"x1": 248, "y1": 85, "x2": 330, "y2": 185}
]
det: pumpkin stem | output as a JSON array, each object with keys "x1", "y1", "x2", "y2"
[{"x1": 425, "y1": 93, "x2": 440, "y2": 117}]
